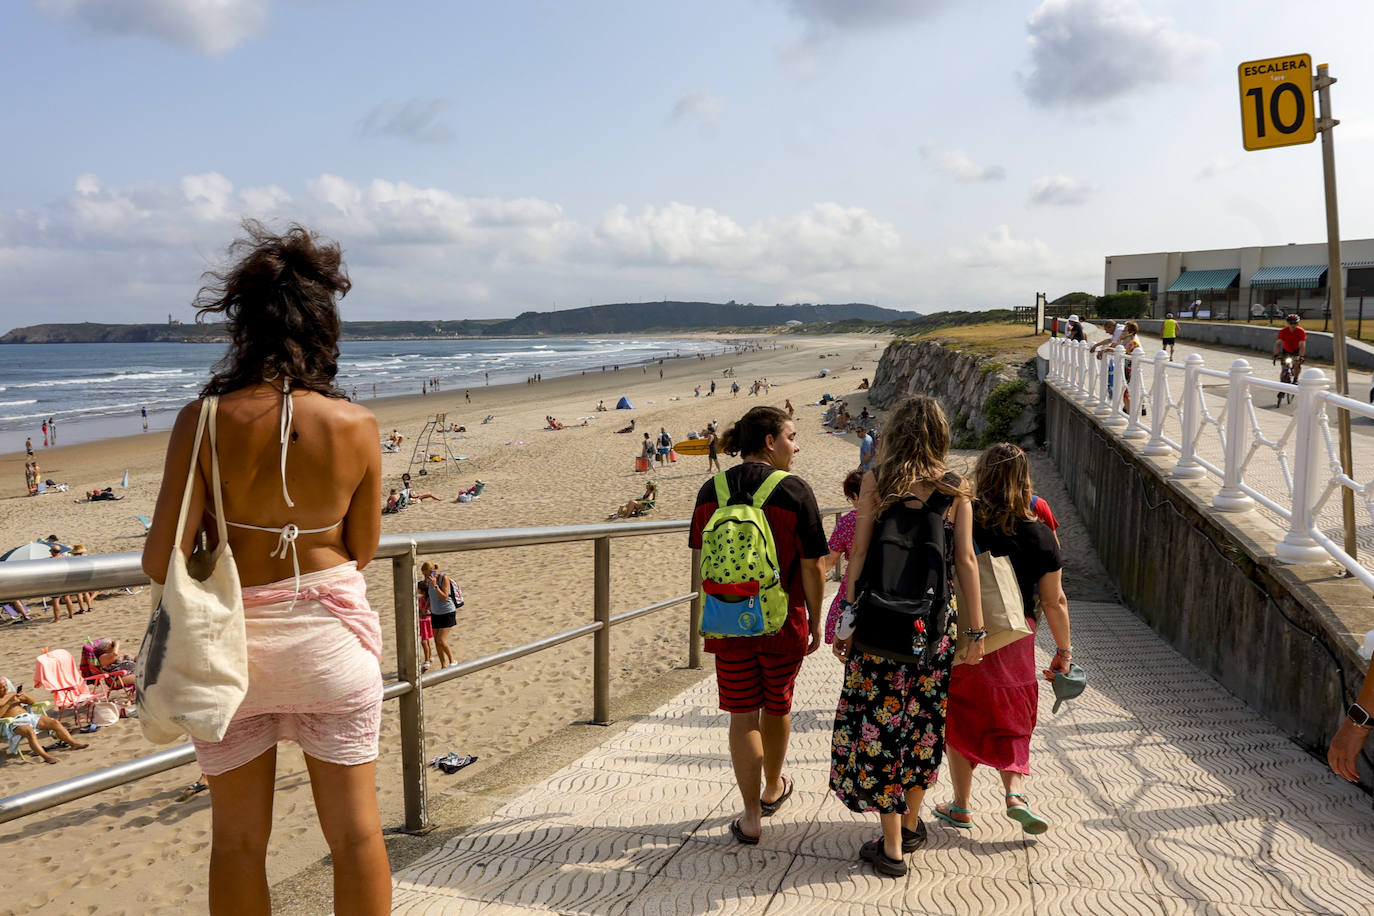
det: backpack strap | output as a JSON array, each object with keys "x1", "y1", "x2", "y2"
[
  {"x1": 752, "y1": 470, "x2": 790, "y2": 508},
  {"x1": 712, "y1": 471, "x2": 731, "y2": 508}
]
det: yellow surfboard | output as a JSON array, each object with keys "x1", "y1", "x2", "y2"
[{"x1": 673, "y1": 438, "x2": 711, "y2": 456}]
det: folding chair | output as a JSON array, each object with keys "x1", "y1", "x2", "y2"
[{"x1": 33, "y1": 648, "x2": 100, "y2": 727}]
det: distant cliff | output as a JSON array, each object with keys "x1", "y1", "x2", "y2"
[{"x1": 0, "y1": 301, "x2": 919, "y2": 343}]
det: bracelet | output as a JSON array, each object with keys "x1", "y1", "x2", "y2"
[
  {"x1": 964, "y1": 628, "x2": 987, "y2": 641},
  {"x1": 1055, "y1": 647, "x2": 1073, "y2": 657}
]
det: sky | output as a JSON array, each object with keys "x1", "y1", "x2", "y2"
[{"x1": 3, "y1": 0, "x2": 1374, "y2": 327}]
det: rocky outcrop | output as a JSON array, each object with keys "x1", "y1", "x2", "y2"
[{"x1": 868, "y1": 338, "x2": 1042, "y2": 447}]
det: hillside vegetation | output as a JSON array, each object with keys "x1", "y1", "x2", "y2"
[{"x1": 0, "y1": 301, "x2": 919, "y2": 343}]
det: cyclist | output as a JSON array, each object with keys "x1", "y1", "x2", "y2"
[{"x1": 1272, "y1": 313, "x2": 1307, "y2": 384}]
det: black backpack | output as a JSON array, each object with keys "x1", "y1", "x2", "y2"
[{"x1": 852, "y1": 480, "x2": 956, "y2": 664}]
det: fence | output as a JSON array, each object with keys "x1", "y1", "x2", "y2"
[
  {"x1": 0, "y1": 512, "x2": 842, "y2": 830},
  {"x1": 1044, "y1": 337, "x2": 1374, "y2": 591}
]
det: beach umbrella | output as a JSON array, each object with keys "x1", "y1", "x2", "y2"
[
  {"x1": 121, "y1": 470, "x2": 130, "y2": 488},
  {"x1": 0, "y1": 541, "x2": 68, "y2": 562}
]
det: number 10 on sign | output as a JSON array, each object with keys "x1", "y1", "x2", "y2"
[{"x1": 1238, "y1": 53, "x2": 1316, "y2": 150}]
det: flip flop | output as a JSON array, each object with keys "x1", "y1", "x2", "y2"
[
  {"x1": 760, "y1": 775, "x2": 794, "y2": 816},
  {"x1": 1005, "y1": 792, "x2": 1049, "y2": 835},
  {"x1": 729, "y1": 817, "x2": 760, "y2": 845},
  {"x1": 934, "y1": 801, "x2": 973, "y2": 829}
]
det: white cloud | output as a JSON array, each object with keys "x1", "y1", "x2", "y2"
[
  {"x1": 357, "y1": 99, "x2": 455, "y2": 144},
  {"x1": 0, "y1": 172, "x2": 907, "y2": 319},
  {"x1": 671, "y1": 91, "x2": 722, "y2": 126},
  {"x1": 34, "y1": 0, "x2": 270, "y2": 55},
  {"x1": 947, "y1": 224, "x2": 1079, "y2": 279},
  {"x1": 927, "y1": 148, "x2": 1005, "y2": 182},
  {"x1": 1029, "y1": 174, "x2": 1098, "y2": 207},
  {"x1": 1195, "y1": 155, "x2": 1237, "y2": 180},
  {"x1": 1021, "y1": 0, "x2": 1215, "y2": 108}
]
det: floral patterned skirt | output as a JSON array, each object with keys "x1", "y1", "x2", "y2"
[{"x1": 829, "y1": 613, "x2": 956, "y2": 815}]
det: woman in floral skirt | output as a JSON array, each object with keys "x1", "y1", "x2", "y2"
[{"x1": 830, "y1": 394, "x2": 985, "y2": 877}]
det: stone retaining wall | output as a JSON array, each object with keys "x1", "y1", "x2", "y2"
[
  {"x1": 1046, "y1": 385, "x2": 1371, "y2": 753},
  {"x1": 869, "y1": 338, "x2": 1042, "y2": 446}
]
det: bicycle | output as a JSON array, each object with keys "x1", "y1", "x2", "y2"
[{"x1": 1273, "y1": 353, "x2": 1302, "y2": 407}]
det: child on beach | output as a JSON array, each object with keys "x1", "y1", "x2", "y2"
[
  {"x1": 417, "y1": 580, "x2": 435, "y2": 672},
  {"x1": 823, "y1": 469, "x2": 864, "y2": 644}
]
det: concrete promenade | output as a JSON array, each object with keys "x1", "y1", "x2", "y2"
[{"x1": 389, "y1": 597, "x2": 1374, "y2": 914}]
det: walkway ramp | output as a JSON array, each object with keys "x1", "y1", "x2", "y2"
[{"x1": 392, "y1": 600, "x2": 1374, "y2": 914}]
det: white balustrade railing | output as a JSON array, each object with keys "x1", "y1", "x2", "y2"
[{"x1": 1045, "y1": 337, "x2": 1374, "y2": 591}]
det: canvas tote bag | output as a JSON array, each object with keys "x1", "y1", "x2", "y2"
[
  {"x1": 952, "y1": 546, "x2": 1033, "y2": 665},
  {"x1": 134, "y1": 396, "x2": 249, "y2": 743}
]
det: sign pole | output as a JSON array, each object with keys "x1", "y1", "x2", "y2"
[{"x1": 1315, "y1": 62, "x2": 1356, "y2": 562}]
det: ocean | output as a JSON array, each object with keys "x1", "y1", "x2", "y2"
[{"x1": 1, "y1": 337, "x2": 723, "y2": 450}]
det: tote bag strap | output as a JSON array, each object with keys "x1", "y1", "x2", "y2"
[{"x1": 170, "y1": 397, "x2": 229, "y2": 550}]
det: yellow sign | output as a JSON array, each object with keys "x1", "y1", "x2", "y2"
[{"x1": 1239, "y1": 54, "x2": 1315, "y2": 150}]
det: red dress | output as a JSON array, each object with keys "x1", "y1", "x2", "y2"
[{"x1": 944, "y1": 617, "x2": 1038, "y2": 774}]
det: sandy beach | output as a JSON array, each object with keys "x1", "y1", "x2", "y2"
[{"x1": 0, "y1": 333, "x2": 891, "y2": 914}]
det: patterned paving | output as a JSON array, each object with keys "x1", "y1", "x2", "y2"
[{"x1": 389, "y1": 600, "x2": 1374, "y2": 914}]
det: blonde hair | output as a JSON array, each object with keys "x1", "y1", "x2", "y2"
[
  {"x1": 873, "y1": 394, "x2": 968, "y2": 516},
  {"x1": 972, "y1": 443, "x2": 1034, "y2": 536},
  {"x1": 420, "y1": 561, "x2": 436, "y2": 576}
]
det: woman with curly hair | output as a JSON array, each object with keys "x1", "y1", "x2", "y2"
[
  {"x1": 830, "y1": 394, "x2": 984, "y2": 877},
  {"x1": 143, "y1": 221, "x2": 389, "y2": 914},
  {"x1": 936, "y1": 443, "x2": 1073, "y2": 836}
]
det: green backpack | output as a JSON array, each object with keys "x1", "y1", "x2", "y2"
[{"x1": 698, "y1": 470, "x2": 790, "y2": 638}]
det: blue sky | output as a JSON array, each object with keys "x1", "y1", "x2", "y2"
[{"x1": 3, "y1": 0, "x2": 1374, "y2": 326}]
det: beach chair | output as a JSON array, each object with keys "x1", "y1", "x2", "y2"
[
  {"x1": 80, "y1": 643, "x2": 132, "y2": 705},
  {"x1": 33, "y1": 648, "x2": 100, "y2": 727}
]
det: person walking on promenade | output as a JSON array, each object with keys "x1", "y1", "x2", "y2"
[
  {"x1": 142, "y1": 222, "x2": 390, "y2": 915},
  {"x1": 688, "y1": 406, "x2": 828, "y2": 845},
  {"x1": 1330, "y1": 649, "x2": 1374, "y2": 782},
  {"x1": 936, "y1": 443, "x2": 1073, "y2": 837},
  {"x1": 1161, "y1": 312, "x2": 1178, "y2": 360},
  {"x1": 830, "y1": 394, "x2": 985, "y2": 877}
]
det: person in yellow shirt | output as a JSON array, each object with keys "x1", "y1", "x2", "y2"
[{"x1": 1161, "y1": 312, "x2": 1179, "y2": 360}]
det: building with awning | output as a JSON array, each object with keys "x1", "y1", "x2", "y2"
[
  {"x1": 1104, "y1": 238, "x2": 1374, "y2": 319},
  {"x1": 1249, "y1": 265, "x2": 1328, "y2": 289},
  {"x1": 1166, "y1": 269, "x2": 1240, "y2": 293}
]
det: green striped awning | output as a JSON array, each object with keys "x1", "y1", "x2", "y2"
[
  {"x1": 1249, "y1": 265, "x2": 1328, "y2": 289},
  {"x1": 1166, "y1": 269, "x2": 1239, "y2": 293}
]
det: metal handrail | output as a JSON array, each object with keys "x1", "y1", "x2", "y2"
[{"x1": 0, "y1": 511, "x2": 844, "y2": 828}]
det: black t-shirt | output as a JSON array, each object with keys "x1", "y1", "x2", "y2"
[
  {"x1": 972, "y1": 517, "x2": 1062, "y2": 617},
  {"x1": 689, "y1": 461, "x2": 829, "y2": 657}
]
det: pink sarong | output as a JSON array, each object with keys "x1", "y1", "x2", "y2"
[
  {"x1": 192, "y1": 562, "x2": 383, "y2": 776},
  {"x1": 944, "y1": 617, "x2": 1038, "y2": 775}
]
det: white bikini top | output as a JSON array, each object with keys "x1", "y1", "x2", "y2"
[{"x1": 214, "y1": 381, "x2": 344, "y2": 601}]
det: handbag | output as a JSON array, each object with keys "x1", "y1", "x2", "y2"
[
  {"x1": 952, "y1": 546, "x2": 1033, "y2": 665},
  {"x1": 134, "y1": 396, "x2": 249, "y2": 744}
]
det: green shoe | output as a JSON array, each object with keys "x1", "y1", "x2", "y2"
[
  {"x1": 1005, "y1": 792, "x2": 1049, "y2": 835},
  {"x1": 933, "y1": 801, "x2": 973, "y2": 829}
]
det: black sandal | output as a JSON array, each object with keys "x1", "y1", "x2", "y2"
[
  {"x1": 859, "y1": 838, "x2": 907, "y2": 877},
  {"x1": 760, "y1": 775, "x2": 794, "y2": 816},
  {"x1": 729, "y1": 817, "x2": 760, "y2": 845}
]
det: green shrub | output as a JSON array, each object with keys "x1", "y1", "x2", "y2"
[
  {"x1": 1096, "y1": 291, "x2": 1149, "y2": 319},
  {"x1": 982, "y1": 378, "x2": 1029, "y2": 444}
]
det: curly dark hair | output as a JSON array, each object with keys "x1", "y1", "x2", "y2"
[
  {"x1": 195, "y1": 220, "x2": 351, "y2": 398},
  {"x1": 719, "y1": 406, "x2": 789, "y2": 457}
]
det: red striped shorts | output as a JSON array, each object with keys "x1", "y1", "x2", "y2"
[{"x1": 713, "y1": 650, "x2": 805, "y2": 716}]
